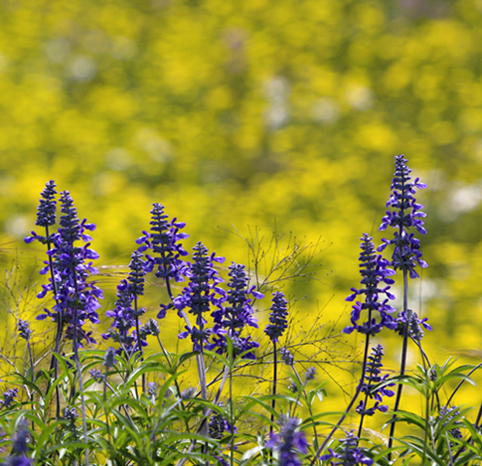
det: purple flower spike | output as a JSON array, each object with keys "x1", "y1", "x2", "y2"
[
  {"x1": 28, "y1": 190, "x2": 103, "y2": 347},
  {"x1": 2, "y1": 387, "x2": 19, "y2": 409},
  {"x1": 378, "y1": 155, "x2": 428, "y2": 279},
  {"x1": 136, "y1": 204, "x2": 189, "y2": 284},
  {"x1": 174, "y1": 242, "x2": 225, "y2": 351},
  {"x1": 356, "y1": 345, "x2": 394, "y2": 417},
  {"x1": 210, "y1": 262, "x2": 261, "y2": 358},
  {"x1": 344, "y1": 234, "x2": 397, "y2": 336},
  {"x1": 18, "y1": 320, "x2": 32, "y2": 341},
  {"x1": 265, "y1": 291, "x2": 289, "y2": 343},
  {"x1": 4, "y1": 420, "x2": 33, "y2": 466},
  {"x1": 395, "y1": 309, "x2": 432, "y2": 342},
  {"x1": 320, "y1": 430, "x2": 373, "y2": 465},
  {"x1": 24, "y1": 180, "x2": 57, "y2": 245},
  {"x1": 266, "y1": 416, "x2": 308, "y2": 466}
]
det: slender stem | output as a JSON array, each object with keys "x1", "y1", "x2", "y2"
[
  {"x1": 26, "y1": 339, "x2": 35, "y2": 432},
  {"x1": 133, "y1": 294, "x2": 145, "y2": 394},
  {"x1": 291, "y1": 365, "x2": 320, "y2": 452},
  {"x1": 72, "y1": 272, "x2": 89, "y2": 466},
  {"x1": 230, "y1": 358, "x2": 234, "y2": 466},
  {"x1": 388, "y1": 268, "x2": 409, "y2": 459},
  {"x1": 270, "y1": 341, "x2": 278, "y2": 437},
  {"x1": 43, "y1": 226, "x2": 63, "y2": 421},
  {"x1": 309, "y1": 325, "x2": 372, "y2": 466}
]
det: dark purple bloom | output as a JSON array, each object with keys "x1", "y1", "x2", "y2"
[
  {"x1": 63, "y1": 406, "x2": 78, "y2": 422},
  {"x1": 440, "y1": 405, "x2": 463, "y2": 442},
  {"x1": 356, "y1": 345, "x2": 394, "y2": 417},
  {"x1": 147, "y1": 382, "x2": 158, "y2": 397},
  {"x1": 24, "y1": 180, "x2": 57, "y2": 246},
  {"x1": 344, "y1": 234, "x2": 397, "y2": 336},
  {"x1": 395, "y1": 309, "x2": 432, "y2": 342},
  {"x1": 209, "y1": 408, "x2": 236, "y2": 439},
  {"x1": 265, "y1": 292, "x2": 289, "y2": 343},
  {"x1": 3, "y1": 420, "x2": 32, "y2": 466},
  {"x1": 210, "y1": 262, "x2": 262, "y2": 358},
  {"x1": 2, "y1": 388, "x2": 19, "y2": 409},
  {"x1": 127, "y1": 250, "x2": 146, "y2": 298},
  {"x1": 266, "y1": 416, "x2": 308, "y2": 466},
  {"x1": 320, "y1": 430, "x2": 373, "y2": 465},
  {"x1": 305, "y1": 367, "x2": 316, "y2": 382},
  {"x1": 104, "y1": 251, "x2": 148, "y2": 355},
  {"x1": 104, "y1": 347, "x2": 117, "y2": 368},
  {"x1": 89, "y1": 369, "x2": 105, "y2": 382},
  {"x1": 174, "y1": 242, "x2": 225, "y2": 351},
  {"x1": 280, "y1": 347, "x2": 294, "y2": 366},
  {"x1": 141, "y1": 319, "x2": 161, "y2": 337},
  {"x1": 30, "y1": 191, "x2": 103, "y2": 346},
  {"x1": 17, "y1": 320, "x2": 32, "y2": 341},
  {"x1": 136, "y1": 204, "x2": 189, "y2": 283},
  {"x1": 103, "y1": 277, "x2": 147, "y2": 355},
  {"x1": 378, "y1": 155, "x2": 428, "y2": 279}
]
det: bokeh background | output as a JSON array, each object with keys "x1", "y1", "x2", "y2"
[{"x1": 1, "y1": 0, "x2": 482, "y2": 409}]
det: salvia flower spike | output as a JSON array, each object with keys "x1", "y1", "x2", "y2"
[
  {"x1": 136, "y1": 203, "x2": 189, "y2": 285},
  {"x1": 356, "y1": 344, "x2": 394, "y2": 417},
  {"x1": 174, "y1": 241, "x2": 225, "y2": 351},
  {"x1": 266, "y1": 415, "x2": 308, "y2": 466},
  {"x1": 320, "y1": 429, "x2": 373, "y2": 465},
  {"x1": 344, "y1": 233, "x2": 397, "y2": 336},
  {"x1": 28, "y1": 190, "x2": 103, "y2": 346},
  {"x1": 265, "y1": 291, "x2": 289, "y2": 343},
  {"x1": 378, "y1": 154, "x2": 428, "y2": 279},
  {"x1": 210, "y1": 262, "x2": 262, "y2": 358}
]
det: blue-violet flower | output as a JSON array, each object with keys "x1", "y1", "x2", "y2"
[{"x1": 378, "y1": 155, "x2": 428, "y2": 279}]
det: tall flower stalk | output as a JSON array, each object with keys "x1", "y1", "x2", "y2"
[
  {"x1": 26, "y1": 187, "x2": 103, "y2": 466},
  {"x1": 311, "y1": 234, "x2": 395, "y2": 466},
  {"x1": 378, "y1": 155, "x2": 428, "y2": 454},
  {"x1": 265, "y1": 291, "x2": 289, "y2": 436}
]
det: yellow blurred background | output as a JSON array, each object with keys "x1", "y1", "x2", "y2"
[{"x1": 1, "y1": 0, "x2": 482, "y2": 418}]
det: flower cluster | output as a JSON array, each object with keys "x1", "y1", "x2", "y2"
[
  {"x1": 356, "y1": 345, "x2": 394, "y2": 417},
  {"x1": 2, "y1": 388, "x2": 19, "y2": 409},
  {"x1": 280, "y1": 347, "x2": 294, "y2": 366},
  {"x1": 265, "y1": 291, "x2": 289, "y2": 343},
  {"x1": 439, "y1": 405, "x2": 463, "y2": 443},
  {"x1": 175, "y1": 242, "x2": 225, "y2": 351},
  {"x1": 209, "y1": 409, "x2": 236, "y2": 439},
  {"x1": 2, "y1": 420, "x2": 32, "y2": 466},
  {"x1": 266, "y1": 416, "x2": 308, "y2": 466},
  {"x1": 103, "y1": 251, "x2": 147, "y2": 355},
  {"x1": 378, "y1": 155, "x2": 428, "y2": 279},
  {"x1": 211, "y1": 262, "x2": 262, "y2": 358},
  {"x1": 321, "y1": 430, "x2": 373, "y2": 465},
  {"x1": 395, "y1": 309, "x2": 432, "y2": 342},
  {"x1": 26, "y1": 188, "x2": 103, "y2": 346},
  {"x1": 17, "y1": 320, "x2": 32, "y2": 341},
  {"x1": 344, "y1": 234, "x2": 397, "y2": 336},
  {"x1": 136, "y1": 203, "x2": 189, "y2": 284}
]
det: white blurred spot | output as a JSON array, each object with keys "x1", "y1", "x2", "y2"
[
  {"x1": 69, "y1": 56, "x2": 97, "y2": 81},
  {"x1": 263, "y1": 77, "x2": 290, "y2": 129},
  {"x1": 5, "y1": 215, "x2": 29, "y2": 238},
  {"x1": 448, "y1": 183, "x2": 482, "y2": 214},
  {"x1": 45, "y1": 38, "x2": 71, "y2": 63},
  {"x1": 345, "y1": 85, "x2": 374, "y2": 111},
  {"x1": 136, "y1": 128, "x2": 172, "y2": 162},
  {"x1": 105, "y1": 148, "x2": 132, "y2": 171},
  {"x1": 311, "y1": 97, "x2": 340, "y2": 123}
]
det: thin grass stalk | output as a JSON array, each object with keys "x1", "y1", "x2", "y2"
[
  {"x1": 270, "y1": 340, "x2": 278, "y2": 437},
  {"x1": 387, "y1": 268, "x2": 409, "y2": 459},
  {"x1": 72, "y1": 274, "x2": 89, "y2": 466},
  {"x1": 309, "y1": 313, "x2": 372, "y2": 466}
]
